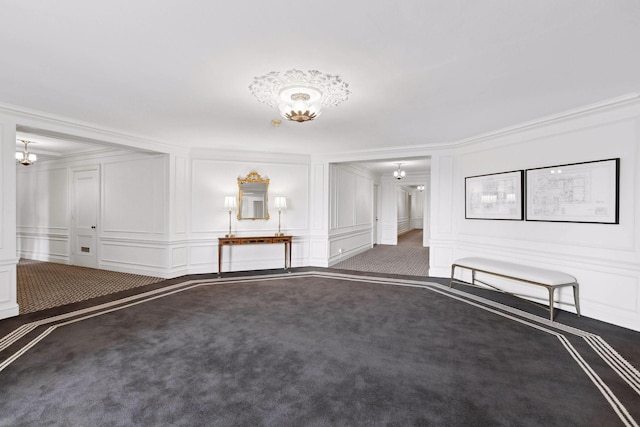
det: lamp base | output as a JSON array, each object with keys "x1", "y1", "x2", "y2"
[
  {"x1": 225, "y1": 233, "x2": 235, "y2": 238},
  {"x1": 275, "y1": 232, "x2": 284, "y2": 237}
]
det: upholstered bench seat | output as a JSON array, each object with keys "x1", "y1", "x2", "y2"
[{"x1": 450, "y1": 257, "x2": 580, "y2": 321}]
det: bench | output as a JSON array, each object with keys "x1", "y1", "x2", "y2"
[{"x1": 450, "y1": 257, "x2": 580, "y2": 321}]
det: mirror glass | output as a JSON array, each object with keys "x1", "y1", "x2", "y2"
[{"x1": 238, "y1": 171, "x2": 270, "y2": 220}]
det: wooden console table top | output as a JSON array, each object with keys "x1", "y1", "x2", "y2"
[{"x1": 218, "y1": 235, "x2": 292, "y2": 274}]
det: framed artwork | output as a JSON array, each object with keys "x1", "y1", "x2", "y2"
[
  {"x1": 465, "y1": 170, "x2": 524, "y2": 220},
  {"x1": 525, "y1": 158, "x2": 620, "y2": 224}
]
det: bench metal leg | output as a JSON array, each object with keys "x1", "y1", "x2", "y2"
[
  {"x1": 449, "y1": 265, "x2": 456, "y2": 288},
  {"x1": 573, "y1": 285, "x2": 581, "y2": 317},
  {"x1": 548, "y1": 287, "x2": 555, "y2": 321}
]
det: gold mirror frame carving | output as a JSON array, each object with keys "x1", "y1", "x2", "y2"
[{"x1": 237, "y1": 171, "x2": 270, "y2": 220}]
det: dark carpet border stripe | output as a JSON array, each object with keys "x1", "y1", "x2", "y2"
[{"x1": 1, "y1": 270, "x2": 638, "y2": 426}]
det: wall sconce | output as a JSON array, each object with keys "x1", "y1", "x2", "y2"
[
  {"x1": 224, "y1": 196, "x2": 237, "y2": 237},
  {"x1": 274, "y1": 196, "x2": 287, "y2": 237}
]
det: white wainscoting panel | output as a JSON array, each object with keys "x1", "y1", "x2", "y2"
[
  {"x1": 328, "y1": 228, "x2": 372, "y2": 265},
  {"x1": 102, "y1": 156, "x2": 166, "y2": 235},
  {"x1": 16, "y1": 171, "x2": 36, "y2": 229},
  {"x1": 171, "y1": 245, "x2": 187, "y2": 268},
  {"x1": 173, "y1": 156, "x2": 188, "y2": 235},
  {"x1": 17, "y1": 234, "x2": 70, "y2": 263},
  {"x1": 0, "y1": 263, "x2": 18, "y2": 319},
  {"x1": 36, "y1": 168, "x2": 69, "y2": 229},
  {"x1": 309, "y1": 238, "x2": 329, "y2": 267},
  {"x1": 100, "y1": 239, "x2": 171, "y2": 276},
  {"x1": 328, "y1": 164, "x2": 374, "y2": 264}
]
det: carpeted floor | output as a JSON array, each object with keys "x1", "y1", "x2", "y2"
[
  {"x1": 333, "y1": 229, "x2": 429, "y2": 275},
  {"x1": 17, "y1": 259, "x2": 163, "y2": 314},
  {"x1": 1, "y1": 270, "x2": 638, "y2": 426},
  {"x1": 17, "y1": 231, "x2": 428, "y2": 315}
]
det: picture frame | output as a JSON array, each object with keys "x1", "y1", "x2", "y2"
[
  {"x1": 525, "y1": 158, "x2": 620, "y2": 224},
  {"x1": 465, "y1": 170, "x2": 524, "y2": 220}
]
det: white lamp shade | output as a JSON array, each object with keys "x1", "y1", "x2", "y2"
[
  {"x1": 15, "y1": 152, "x2": 24, "y2": 161},
  {"x1": 274, "y1": 196, "x2": 287, "y2": 210},
  {"x1": 224, "y1": 196, "x2": 237, "y2": 209}
]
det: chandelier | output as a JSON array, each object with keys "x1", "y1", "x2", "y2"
[
  {"x1": 249, "y1": 69, "x2": 350, "y2": 123},
  {"x1": 393, "y1": 163, "x2": 406, "y2": 180},
  {"x1": 16, "y1": 140, "x2": 37, "y2": 166}
]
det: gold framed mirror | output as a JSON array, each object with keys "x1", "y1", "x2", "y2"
[{"x1": 237, "y1": 171, "x2": 270, "y2": 220}]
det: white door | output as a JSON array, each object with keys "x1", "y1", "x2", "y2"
[{"x1": 72, "y1": 168, "x2": 99, "y2": 268}]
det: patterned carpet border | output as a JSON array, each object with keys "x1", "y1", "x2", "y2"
[{"x1": 17, "y1": 259, "x2": 163, "y2": 314}]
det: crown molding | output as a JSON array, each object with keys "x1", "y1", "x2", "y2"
[
  {"x1": 452, "y1": 92, "x2": 640, "y2": 148},
  {"x1": 0, "y1": 102, "x2": 187, "y2": 156},
  {"x1": 313, "y1": 143, "x2": 451, "y2": 164},
  {"x1": 313, "y1": 91, "x2": 640, "y2": 163},
  {"x1": 190, "y1": 147, "x2": 311, "y2": 165}
]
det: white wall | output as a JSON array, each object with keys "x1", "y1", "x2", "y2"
[
  {"x1": 327, "y1": 164, "x2": 374, "y2": 265},
  {"x1": 397, "y1": 186, "x2": 410, "y2": 235},
  {"x1": 15, "y1": 146, "x2": 313, "y2": 278},
  {"x1": 0, "y1": 116, "x2": 18, "y2": 319},
  {"x1": 410, "y1": 189, "x2": 424, "y2": 230},
  {"x1": 429, "y1": 97, "x2": 640, "y2": 331},
  {"x1": 16, "y1": 150, "x2": 175, "y2": 276},
  {"x1": 189, "y1": 150, "x2": 311, "y2": 274},
  {"x1": 17, "y1": 166, "x2": 70, "y2": 263}
]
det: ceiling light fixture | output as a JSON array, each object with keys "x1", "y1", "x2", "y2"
[
  {"x1": 15, "y1": 140, "x2": 37, "y2": 166},
  {"x1": 249, "y1": 69, "x2": 350, "y2": 123},
  {"x1": 394, "y1": 163, "x2": 406, "y2": 180}
]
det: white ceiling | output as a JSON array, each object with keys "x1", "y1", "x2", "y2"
[{"x1": 2, "y1": 1, "x2": 640, "y2": 158}]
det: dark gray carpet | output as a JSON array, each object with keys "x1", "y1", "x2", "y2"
[{"x1": 0, "y1": 271, "x2": 638, "y2": 426}]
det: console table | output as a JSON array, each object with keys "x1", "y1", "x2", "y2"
[{"x1": 218, "y1": 235, "x2": 292, "y2": 274}]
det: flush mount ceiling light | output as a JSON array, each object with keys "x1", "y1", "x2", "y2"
[
  {"x1": 394, "y1": 163, "x2": 406, "y2": 180},
  {"x1": 16, "y1": 140, "x2": 37, "y2": 166},
  {"x1": 249, "y1": 69, "x2": 350, "y2": 123}
]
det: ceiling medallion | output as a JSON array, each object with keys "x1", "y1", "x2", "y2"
[{"x1": 249, "y1": 69, "x2": 350, "y2": 123}]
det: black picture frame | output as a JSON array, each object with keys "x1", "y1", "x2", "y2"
[
  {"x1": 465, "y1": 170, "x2": 524, "y2": 220},
  {"x1": 525, "y1": 158, "x2": 620, "y2": 224}
]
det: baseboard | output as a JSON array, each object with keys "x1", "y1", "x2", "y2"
[
  {"x1": 0, "y1": 302, "x2": 19, "y2": 320},
  {"x1": 18, "y1": 251, "x2": 69, "y2": 264}
]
